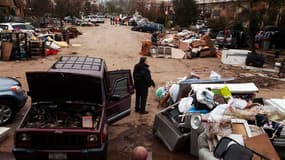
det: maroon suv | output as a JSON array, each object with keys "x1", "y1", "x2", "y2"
[{"x1": 13, "y1": 56, "x2": 134, "y2": 160}]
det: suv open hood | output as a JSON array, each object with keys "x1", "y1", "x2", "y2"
[{"x1": 26, "y1": 72, "x2": 103, "y2": 104}]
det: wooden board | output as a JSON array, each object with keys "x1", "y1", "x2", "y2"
[
  {"x1": 245, "y1": 134, "x2": 280, "y2": 160},
  {"x1": 231, "y1": 119, "x2": 252, "y2": 139},
  {"x1": 191, "y1": 83, "x2": 259, "y2": 94}
]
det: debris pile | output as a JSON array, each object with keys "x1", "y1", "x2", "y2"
[
  {"x1": 0, "y1": 26, "x2": 82, "y2": 60},
  {"x1": 153, "y1": 71, "x2": 284, "y2": 159},
  {"x1": 140, "y1": 29, "x2": 217, "y2": 59}
]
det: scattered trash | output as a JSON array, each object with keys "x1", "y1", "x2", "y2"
[{"x1": 71, "y1": 44, "x2": 82, "y2": 47}]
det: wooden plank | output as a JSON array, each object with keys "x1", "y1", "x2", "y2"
[
  {"x1": 245, "y1": 134, "x2": 280, "y2": 160},
  {"x1": 191, "y1": 83, "x2": 259, "y2": 94}
]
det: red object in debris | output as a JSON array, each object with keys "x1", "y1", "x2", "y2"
[{"x1": 45, "y1": 49, "x2": 59, "y2": 56}]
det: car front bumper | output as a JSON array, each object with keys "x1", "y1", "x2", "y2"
[{"x1": 12, "y1": 143, "x2": 107, "y2": 160}]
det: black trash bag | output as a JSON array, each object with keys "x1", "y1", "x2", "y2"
[
  {"x1": 214, "y1": 137, "x2": 253, "y2": 160},
  {"x1": 214, "y1": 136, "x2": 270, "y2": 160},
  {"x1": 246, "y1": 51, "x2": 265, "y2": 67}
]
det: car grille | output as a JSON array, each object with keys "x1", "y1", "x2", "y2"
[{"x1": 31, "y1": 134, "x2": 86, "y2": 149}]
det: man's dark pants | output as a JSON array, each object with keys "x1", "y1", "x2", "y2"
[{"x1": 135, "y1": 86, "x2": 148, "y2": 112}]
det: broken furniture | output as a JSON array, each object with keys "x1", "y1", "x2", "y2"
[
  {"x1": 0, "y1": 32, "x2": 30, "y2": 60},
  {"x1": 264, "y1": 99, "x2": 285, "y2": 148},
  {"x1": 29, "y1": 40, "x2": 45, "y2": 56},
  {"x1": 1, "y1": 41, "x2": 13, "y2": 61},
  {"x1": 221, "y1": 49, "x2": 251, "y2": 66},
  {"x1": 153, "y1": 104, "x2": 194, "y2": 152},
  {"x1": 198, "y1": 122, "x2": 278, "y2": 160}
]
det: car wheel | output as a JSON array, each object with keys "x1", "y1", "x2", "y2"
[
  {"x1": 139, "y1": 28, "x2": 143, "y2": 32},
  {"x1": 0, "y1": 101, "x2": 15, "y2": 125}
]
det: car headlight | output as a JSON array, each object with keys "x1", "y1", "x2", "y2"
[
  {"x1": 19, "y1": 133, "x2": 31, "y2": 141},
  {"x1": 87, "y1": 134, "x2": 98, "y2": 142},
  {"x1": 11, "y1": 86, "x2": 23, "y2": 93}
]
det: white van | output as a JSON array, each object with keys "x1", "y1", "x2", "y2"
[{"x1": 83, "y1": 15, "x2": 97, "y2": 23}]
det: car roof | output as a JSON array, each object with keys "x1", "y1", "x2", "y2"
[
  {"x1": 263, "y1": 25, "x2": 278, "y2": 31},
  {"x1": 49, "y1": 56, "x2": 105, "y2": 78},
  {"x1": 0, "y1": 22, "x2": 27, "y2": 25}
]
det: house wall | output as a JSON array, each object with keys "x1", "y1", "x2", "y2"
[
  {"x1": 0, "y1": 0, "x2": 16, "y2": 7},
  {"x1": 0, "y1": 0, "x2": 25, "y2": 16},
  {"x1": 198, "y1": 0, "x2": 250, "y2": 19}
]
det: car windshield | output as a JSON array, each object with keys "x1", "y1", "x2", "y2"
[
  {"x1": 12, "y1": 24, "x2": 34, "y2": 30},
  {"x1": 217, "y1": 31, "x2": 231, "y2": 38},
  {"x1": 0, "y1": 25, "x2": 8, "y2": 30}
]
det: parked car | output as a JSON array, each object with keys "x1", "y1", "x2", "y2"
[
  {"x1": 128, "y1": 18, "x2": 137, "y2": 26},
  {"x1": 215, "y1": 30, "x2": 246, "y2": 48},
  {"x1": 255, "y1": 25, "x2": 285, "y2": 49},
  {"x1": 131, "y1": 23, "x2": 164, "y2": 33},
  {"x1": 96, "y1": 15, "x2": 105, "y2": 23},
  {"x1": 0, "y1": 22, "x2": 35, "y2": 33},
  {"x1": 198, "y1": 28, "x2": 218, "y2": 39},
  {"x1": 83, "y1": 15, "x2": 97, "y2": 23},
  {"x1": 64, "y1": 16, "x2": 73, "y2": 23},
  {"x1": 0, "y1": 77, "x2": 27, "y2": 125},
  {"x1": 13, "y1": 56, "x2": 134, "y2": 160}
]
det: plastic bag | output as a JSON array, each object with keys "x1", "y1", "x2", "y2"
[
  {"x1": 155, "y1": 87, "x2": 167, "y2": 100},
  {"x1": 196, "y1": 89, "x2": 215, "y2": 109},
  {"x1": 178, "y1": 97, "x2": 193, "y2": 113},
  {"x1": 209, "y1": 71, "x2": 221, "y2": 80},
  {"x1": 209, "y1": 104, "x2": 229, "y2": 120},
  {"x1": 169, "y1": 84, "x2": 180, "y2": 102},
  {"x1": 228, "y1": 98, "x2": 248, "y2": 110}
]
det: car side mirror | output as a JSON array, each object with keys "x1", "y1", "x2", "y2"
[{"x1": 110, "y1": 94, "x2": 120, "y2": 101}]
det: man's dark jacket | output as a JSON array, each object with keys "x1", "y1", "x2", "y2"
[{"x1": 133, "y1": 62, "x2": 155, "y2": 90}]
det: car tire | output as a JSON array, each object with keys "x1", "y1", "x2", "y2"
[
  {"x1": 139, "y1": 28, "x2": 143, "y2": 32},
  {"x1": 0, "y1": 100, "x2": 15, "y2": 125}
]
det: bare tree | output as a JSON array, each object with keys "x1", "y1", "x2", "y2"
[
  {"x1": 54, "y1": 0, "x2": 85, "y2": 17},
  {"x1": 173, "y1": 0, "x2": 198, "y2": 27},
  {"x1": 29, "y1": 0, "x2": 53, "y2": 17}
]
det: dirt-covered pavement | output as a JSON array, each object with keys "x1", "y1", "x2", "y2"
[{"x1": 1, "y1": 21, "x2": 285, "y2": 160}]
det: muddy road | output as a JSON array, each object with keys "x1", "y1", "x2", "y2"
[{"x1": 1, "y1": 21, "x2": 285, "y2": 160}]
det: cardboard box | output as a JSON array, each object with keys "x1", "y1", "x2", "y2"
[
  {"x1": 178, "y1": 41, "x2": 190, "y2": 51},
  {"x1": 191, "y1": 40, "x2": 207, "y2": 48},
  {"x1": 199, "y1": 49, "x2": 211, "y2": 58}
]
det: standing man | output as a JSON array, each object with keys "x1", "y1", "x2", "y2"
[
  {"x1": 133, "y1": 57, "x2": 155, "y2": 114},
  {"x1": 110, "y1": 16, "x2": 113, "y2": 25}
]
